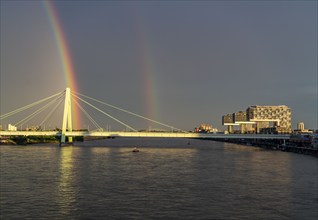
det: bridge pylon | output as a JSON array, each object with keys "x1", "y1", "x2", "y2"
[{"x1": 61, "y1": 88, "x2": 73, "y2": 144}]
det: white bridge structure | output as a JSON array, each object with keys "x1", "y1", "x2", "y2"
[
  {"x1": 0, "y1": 130, "x2": 290, "y2": 140},
  {"x1": 0, "y1": 88, "x2": 290, "y2": 144}
]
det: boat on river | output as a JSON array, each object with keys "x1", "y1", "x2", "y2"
[{"x1": 132, "y1": 147, "x2": 139, "y2": 152}]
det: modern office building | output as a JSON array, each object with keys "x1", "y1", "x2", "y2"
[
  {"x1": 233, "y1": 111, "x2": 255, "y2": 133},
  {"x1": 294, "y1": 122, "x2": 312, "y2": 134},
  {"x1": 297, "y1": 122, "x2": 305, "y2": 131},
  {"x1": 222, "y1": 113, "x2": 236, "y2": 133},
  {"x1": 222, "y1": 114, "x2": 234, "y2": 124},
  {"x1": 247, "y1": 105, "x2": 291, "y2": 133},
  {"x1": 8, "y1": 124, "x2": 17, "y2": 131},
  {"x1": 222, "y1": 105, "x2": 292, "y2": 134},
  {"x1": 195, "y1": 124, "x2": 218, "y2": 133},
  {"x1": 233, "y1": 111, "x2": 247, "y2": 122}
]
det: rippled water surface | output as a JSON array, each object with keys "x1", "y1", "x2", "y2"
[{"x1": 1, "y1": 138, "x2": 317, "y2": 219}]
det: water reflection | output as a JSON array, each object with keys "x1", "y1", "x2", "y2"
[
  {"x1": 221, "y1": 142, "x2": 293, "y2": 216},
  {"x1": 1, "y1": 141, "x2": 317, "y2": 220},
  {"x1": 91, "y1": 147, "x2": 111, "y2": 154},
  {"x1": 58, "y1": 146, "x2": 76, "y2": 215}
]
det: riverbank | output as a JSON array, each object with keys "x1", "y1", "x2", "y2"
[
  {"x1": 212, "y1": 138, "x2": 318, "y2": 157},
  {"x1": 0, "y1": 136, "x2": 60, "y2": 145}
]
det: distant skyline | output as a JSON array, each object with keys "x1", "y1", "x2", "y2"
[{"x1": 1, "y1": 0, "x2": 317, "y2": 131}]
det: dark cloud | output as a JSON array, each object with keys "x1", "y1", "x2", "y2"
[{"x1": 1, "y1": 1, "x2": 317, "y2": 130}]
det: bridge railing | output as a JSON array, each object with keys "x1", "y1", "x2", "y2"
[{"x1": 0, "y1": 130, "x2": 290, "y2": 140}]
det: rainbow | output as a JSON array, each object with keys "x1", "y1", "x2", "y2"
[
  {"x1": 134, "y1": 11, "x2": 159, "y2": 123},
  {"x1": 44, "y1": 2, "x2": 160, "y2": 129},
  {"x1": 43, "y1": 0, "x2": 80, "y2": 129},
  {"x1": 139, "y1": 36, "x2": 158, "y2": 121}
]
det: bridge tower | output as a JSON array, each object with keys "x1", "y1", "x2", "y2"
[{"x1": 61, "y1": 88, "x2": 73, "y2": 144}]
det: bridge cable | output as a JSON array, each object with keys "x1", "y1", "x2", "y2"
[
  {"x1": 72, "y1": 93, "x2": 137, "y2": 132},
  {"x1": 72, "y1": 97, "x2": 103, "y2": 131},
  {"x1": 14, "y1": 94, "x2": 63, "y2": 128},
  {"x1": 72, "y1": 91, "x2": 186, "y2": 132},
  {"x1": 14, "y1": 93, "x2": 64, "y2": 128},
  {"x1": 39, "y1": 95, "x2": 64, "y2": 128},
  {"x1": 0, "y1": 91, "x2": 64, "y2": 120}
]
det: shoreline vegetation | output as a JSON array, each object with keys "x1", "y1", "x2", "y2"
[{"x1": 0, "y1": 136, "x2": 83, "y2": 145}]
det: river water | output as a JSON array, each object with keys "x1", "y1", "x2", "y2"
[{"x1": 0, "y1": 138, "x2": 317, "y2": 219}]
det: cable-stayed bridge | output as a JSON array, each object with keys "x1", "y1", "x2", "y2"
[
  {"x1": 0, "y1": 130, "x2": 290, "y2": 139},
  {"x1": 0, "y1": 88, "x2": 290, "y2": 144}
]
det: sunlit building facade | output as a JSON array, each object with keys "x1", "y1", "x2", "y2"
[
  {"x1": 222, "y1": 105, "x2": 292, "y2": 134},
  {"x1": 247, "y1": 105, "x2": 292, "y2": 133},
  {"x1": 297, "y1": 122, "x2": 305, "y2": 131}
]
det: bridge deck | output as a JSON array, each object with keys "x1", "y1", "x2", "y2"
[{"x1": 0, "y1": 131, "x2": 290, "y2": 140}]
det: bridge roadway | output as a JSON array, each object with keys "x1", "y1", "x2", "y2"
[{"x1": 0, "y1": 131, "x2": 290, "y2": 140}]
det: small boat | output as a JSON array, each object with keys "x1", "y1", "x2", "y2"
[{"x1": 132, "y1": 147, "x2": 139, "y2": 152}]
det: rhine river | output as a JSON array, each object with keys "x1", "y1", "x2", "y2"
[{"x1": 1, "y1": 138, "x2": 317, "y2": 219}]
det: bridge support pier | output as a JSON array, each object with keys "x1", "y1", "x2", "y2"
[{"x1": 61, "y1": 88, "x2": 73, "y2": 145}]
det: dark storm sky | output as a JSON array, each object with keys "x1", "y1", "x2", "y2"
[{"x1": 1, "y1": 0, "x2": 317, "y2": 130}]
